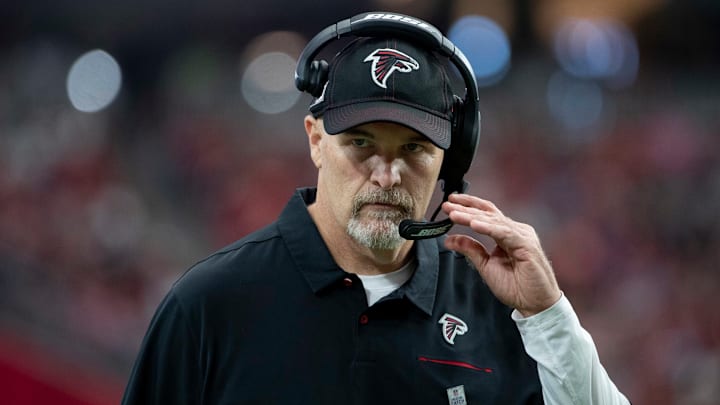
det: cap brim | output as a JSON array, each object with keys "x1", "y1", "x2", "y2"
[{"x1": 322, "y1": 101, "x2": 451, "y2": 149}]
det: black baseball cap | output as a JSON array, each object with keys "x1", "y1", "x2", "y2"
[{"x1": 309, "y1": 37, "x2": 455, "y2": 149}]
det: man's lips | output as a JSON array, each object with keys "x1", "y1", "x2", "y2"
[
  {"x1": 359, "y1": 203, "x2": 411, "y2": 219},
  {"x1": 362, "y1": 203, "x2": 401, "y2": 210},
  {"x1": 351, "y1": 190, "x2": 414, "y2": 217}
]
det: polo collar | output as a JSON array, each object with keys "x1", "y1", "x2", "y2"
[
  {"x1": 278, "y1": 187, "x2": 439, "y2": 315},
  {"x1": 278, "y1": 188, "x2": 344, "y2": 293},
  {"x1": 395, "y1": 235, "x2": 438, "y2": 316}
]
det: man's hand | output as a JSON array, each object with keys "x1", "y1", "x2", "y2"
[{"x1": 442, "y1": 194, "x2": 562, "y2": 317}]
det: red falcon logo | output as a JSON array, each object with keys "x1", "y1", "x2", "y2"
[
  {"x1": 438, "y1": 313, "x2": 468, "y2": 345},
  {"x1": 363, "y1": 48, "x2": 420, "y2": 89}
]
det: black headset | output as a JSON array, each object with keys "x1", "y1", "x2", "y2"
[{"x1": 295, "y1": 12, "x2": 481, "y2": 240}]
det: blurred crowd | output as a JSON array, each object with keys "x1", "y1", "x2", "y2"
[{"x1": 1, "y1": 31, "x2": 719, "y2": 405}]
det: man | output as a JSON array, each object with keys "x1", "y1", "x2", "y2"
[{"x1": 123, "y1": 14, "x2": 630, "y2": 405}]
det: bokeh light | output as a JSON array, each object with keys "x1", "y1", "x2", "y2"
[
  {"x1": 448, "y1": 15, "x2": 511, "y2": 87},
  {"x1": 553, "y1": 18, "x2": 639, "y2": 88},
  {"x1": 66, "y1": 49, "x2": 122, "y2": 112},
  {"x1": 546, "y1": 71, "x2": 606, "y2": 133},
  {"x1": 241, "y1": 51, "x2": 300, "y2": 114},
  {"x1": 239, "y1": 31, "x2": 306, "y2": 115}
]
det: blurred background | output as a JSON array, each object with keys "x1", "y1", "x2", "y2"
[{"x1": 1, "y1": 0, "x2": 719, "y2": 404}]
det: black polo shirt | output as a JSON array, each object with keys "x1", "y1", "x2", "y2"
[{"x1": 122, "y1": 188, "x2": 542, "y2": 405}]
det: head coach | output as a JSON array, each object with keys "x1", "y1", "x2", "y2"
[{"x1": 122, "y1": 11, "x2": 630, "y2": 405}]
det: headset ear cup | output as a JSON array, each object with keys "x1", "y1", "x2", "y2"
[
  {"x1": 451, "y1": 95, "x2": 464, "y2": 134},
  {"x1": 440, "y1": 94, "x2": 477, "y2": 194},
  {"x1": 308, "y1": 60, "x2": 329, "y2": 97},
  {"x1": 439, "y1": 95, "x2": 463, "y2": 192}
]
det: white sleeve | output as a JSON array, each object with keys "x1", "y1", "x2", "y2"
[{"x1": 512, "y1": 295, "x2": 630, "y2": 405}]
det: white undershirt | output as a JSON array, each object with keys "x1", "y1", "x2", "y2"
[{"x1": 356, "y1": 259, "x2": 416, "y2": 306}]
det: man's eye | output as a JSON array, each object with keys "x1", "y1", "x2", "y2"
[
  {"x1": 351, "y1": 138, "x2": 370, "y2": 147},
  {"x1": 404, "y1": 143, "x2": 424, "y2": 152}
]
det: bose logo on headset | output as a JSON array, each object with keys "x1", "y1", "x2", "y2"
[{"x1": 360, "y1": 13, "x2": 434, "y2": 31}]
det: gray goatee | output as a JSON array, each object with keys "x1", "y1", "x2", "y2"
[{"x1": 347, "y1": 189, "x2": 414, "y2": 250}]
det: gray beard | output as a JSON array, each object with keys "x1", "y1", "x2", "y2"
[
  {"x1": 347, "y1": 211, "x2": 405, "y2": 250},
  {"x1": 346, "y1": 189, "x2": 414, "y2": 250}
]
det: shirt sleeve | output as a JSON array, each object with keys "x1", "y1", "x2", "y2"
[
  {"x1": 122, "y1": 289, "x2": 203, "y2": 405},
  {"x1": 512, "y1": 295, "x2": 630, "y2": 405}
]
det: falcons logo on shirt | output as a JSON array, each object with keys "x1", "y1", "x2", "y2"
[
  {"x1": 438, "y1": 313, "x2": 468, "y2": 345},
  {"x1": 363, "y1": 48, "x2": 420, "y2": 89}
]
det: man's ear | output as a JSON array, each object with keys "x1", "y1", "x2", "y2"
[{"x1": 305, "y1": 115, "x2": 322, "y2": 169}]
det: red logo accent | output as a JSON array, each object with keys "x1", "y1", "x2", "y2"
[
  {"x1": 438, "y1": 313, "x2": 468, "y2": 345},
  {"x1": 363, "y1": 48, "x2": 420, "y2": 89},
  {"x1": 418, "y1": 356, "x2": 492, "y2": 373}
]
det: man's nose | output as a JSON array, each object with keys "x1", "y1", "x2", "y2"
[{"x1": 370, "y1": 158, "x2": 402, "y2": 190}]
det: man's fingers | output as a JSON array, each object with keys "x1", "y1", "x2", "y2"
[
  {"x1": 445, "y1": 203, "x2": 536, "y2": 254},
  {"x1": 447, "y1": 193, "x2": 503, "y2": 214},
  {"x1": 442, "y1": 202, "x2": 498, "y2": 226},
  {"x1": 444, "y1": 234, "x2": 489, "y2": 265},
  {"x1": 445, "y1": 207, "x2": 512, "y2": 239}
]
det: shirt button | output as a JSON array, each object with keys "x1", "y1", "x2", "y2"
[
  {"x1": 359, "y1": 314, "x2": 369, "y2": 325},
  {"x1": 342, "y1": 277, "x2": 353, "y2": 287}
]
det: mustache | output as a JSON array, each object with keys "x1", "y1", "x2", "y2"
[{"x1": 352, "y1": 189, "x2": 414, "y2": 217}]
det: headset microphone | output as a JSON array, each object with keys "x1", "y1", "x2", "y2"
[
  {"x1": 398, "y1": 179, "x2": 468, "y2": 240},
  {"x1": 399, "y1": 218, "x2": 454, "y2": 240}
]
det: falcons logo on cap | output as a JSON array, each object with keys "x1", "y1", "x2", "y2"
[
  {"x1": 438, "y1": 313, "x2": 468, "y2": 345},
  {"x1": 363, "y1": 48, "x2": 420, "y2": 89}
]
